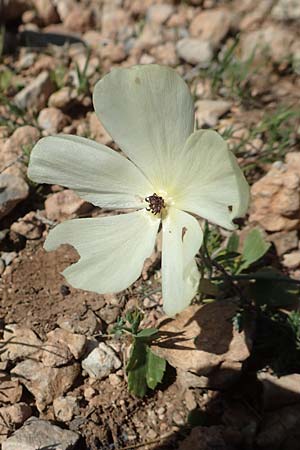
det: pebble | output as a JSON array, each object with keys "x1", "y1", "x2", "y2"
[
  {"x1": 48, "y1": 87, "x2": 77, "y2": 110},
  {"x1": 189, "y1": 8, "x2": 232, "y2": 48},
  {"x1": 53, "y1": 396, "x2": 79, "y2": 422},
  {"x1": 147, "y1": 4, "x2": 174, "y2": 24},
  {"x1": 81, "y1": 342, "x2": 122, "y2": 380},
  {"x1": 176, "y1": 38, "x2": 213, "y2": 66},
  {"x1": 1, "y1": 324, "x2": 42, "y2": 362},
  {"x1": 45, "y1": 189, "x2": 92, "y2": 221},
  {"x1": 0, "y1": 403, "x2": 32, "y2": 444},
  {"x1": 0, "y1": 174, "x2": 29, "y2": 220},
  {"x1": 271, "y1": 0, "x2": 300, "y2": 20},
  {"x1": 10, "y1": 211, "x2": 43, "y2": 240},
  {"x1": 14, "y1": 71, "x2": 55, "y2": 111},
  {"x1": 2, "y1": 417, "x2": 79, "y2": 450},
  {"x1": 195, "y1": 100, "x2": 232, "y2": 128},
  {"x1": 12, "y1": 360, "x2": 80, "y2": 411},
  {"x1": 282, "y1": 251, "x2": 300, "y2": 269},
  {"x1": 38, "y1": 107, "x2": 69, "y2": 133}
]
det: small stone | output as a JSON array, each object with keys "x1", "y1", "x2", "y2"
[
  {"x1": 88, "y1": 112, "x2": 112, "y2": 145},
  {"x1": 84, "y1": 385, "x2": 96, "y2": 400},
  {"x1": 147, "y1": 4, "x2": 174, "y2": 24},
  {"x1": 153, "y1": 301, "x2": 252, "y2": 389},
  {"x1": 38, "y1": 107, "x2": 69, "y2": 133},
  {"x1": 32, "y1": 0, "x2": 59, "y2": 25},
  {"x1": 240, "y1": 25, "x2": 295, "y2": 63},
  {"x1": 189, "y1": 8, "x2": 232, "y2": 48},
  {"x1": 10, "y1": 211, "x2": 43, "y2": 240},
  {"x1": 1, "y1": 251, "x2": 17, "y2": 266},
  {"x1": 150, "y1": 42, "x2": 178, "y2": 66},
  {"x1": 53, "y1": 0, "x2": 76, "y2": 21},
  {"x1": 98, "y1": 305, "x2": 120, "y2": 325},
  {"x1": 0, "y1": 259, "x2": 5, "y2": 275},
  {"x1": 12, "y1": 360, "x2": 80, "y2": 411},
  {"x1": 64, "y1": 6, "x2": 93, "y2": 32},
  {"x1": 57, "y1": 309, "x2": 100, "y2": 336},
  {"x1": 282, "y1": 251, "x2": 300, "y2": 269},
  {"x1": 45, "y1": 189, "x2": 92, "y2": 221},
  {"x1": 184, "y1": 390, "x2": 197, "y2": 411},
  {"x1": 48, "y1": 87, "x2": 77, "y2": 110},
  {"x1": 2, "y1": 416, "x2": 79, "y2": 450},
  {"x1": 271, "y1": 0, "x2": 300, "y2": 20},
  {"x1": 0, "y1": 126, "x2": 40, "y2": 178},
  {"x1": 45, "y1": 328, "x2": 87, "y2": 360},
  {"x1": 82, "y1": 342, "x2": 122, "y2": 380},
  {"x1": 1, "y1": 324, "x2": 42, "y2": 362},
  {"x1": 53, "y1": 396, "x2": 78, "y2": 422},
  {"x1": 16, "y1": 52, "x2": 36, "y2": 70},
  {"x1": 0, "y1": 174, "x2": 29, "y2": 220},
  {"x1": 14, "y1": 71, "x2": 55, "y2": 111},
  {"x1": 176, "y1": 38, "x2": 213, "y2": 66},
  {"x1": 195, "y1": 100, "x2": 232, "y2": 128},
  {"x1": 267, "y1": 230, "x2": 298, "y2": 256},
  {"x1": 0, "y1": 380, "x2": 22, "y2": 404},
  {"x1": 0, "y1": 403, "x2": 32, "y2": 444},
  {"x1": 109, "y1": 373, "x2": 122, "y2": 386}
]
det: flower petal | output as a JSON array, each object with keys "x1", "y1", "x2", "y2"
[
  {"x1": 44, "y1": 210, "x2": 160, "y2": 293},
  {"x1": 28, "y1": 134, "x2": 152, "y2": 209},
  {"x1": 93, "y1": 65, "x2": 194, "y2": 189},
  {"x1": 162, "y1": 208, "x2": 203, "y2": 316},
  {"x1": 173, "y1": 130, "x2": 250, "y2": 230}
]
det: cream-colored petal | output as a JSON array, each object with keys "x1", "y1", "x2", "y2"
[
  {"x1": 173, "y1": 130, "x2": 250, "y2": 230},
  {"x1": 162, "y1": 208, "x2": 202, "y2": 316},
  {"x1": 93, "y1": 65, "x2": 194, "y2": 189},
  {"x1": 28, "y1": 134, "x2": 152, "y2": 209},
  {"x1": 44, "y1": 210, "x2": 160, "y2": 293}
]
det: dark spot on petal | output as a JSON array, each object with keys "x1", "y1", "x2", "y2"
[
  {"x1": 228, "y1": 205, "x2": 233, "y2": 212},
  {"x1": 182, "y1": 227, "x2": 187, "y2": 241},
  {"x1": 135, "y1": 76, "x2": 141, "y2": 84}
]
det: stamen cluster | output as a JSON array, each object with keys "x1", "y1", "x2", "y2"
[{"x1": 145, "y1": 193, "x2": 165, "y2": 215}]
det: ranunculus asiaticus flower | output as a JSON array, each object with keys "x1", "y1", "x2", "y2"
[{"x1": 28, "y1": 65, "x2": 249, "y2": 316}]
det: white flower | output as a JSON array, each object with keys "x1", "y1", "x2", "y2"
[{"x1": 28, "y1": 65, "x2": 249, "y2": 316}]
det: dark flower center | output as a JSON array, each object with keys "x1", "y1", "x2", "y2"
[{"x1": 145, "y1": 193, "x2": 165, "y2": 215}]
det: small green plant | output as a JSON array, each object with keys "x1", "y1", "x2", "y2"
[
  {"x1": 113, "y1": 310, "x2": 166, "y2": 397},
  {"x1": 222, "y1": 106, "x2": 300, "y2": 172},
  {"x1": 50, "y1": 64, "x2": 67, "y2": 90},
  {"x1": 0, "y1": 68, "x2": 13, "y2": 94},
  {"x1": 75, "y1": 47, "x2": 92, "y2": 95},
  {"x1": 199, "y1": 38, "x2": 258, "y2": 103}
]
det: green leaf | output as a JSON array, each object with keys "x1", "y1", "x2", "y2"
[
  {"x1": 126, "y1": 340, "x2": 166, "y2": 397},
  {"x1": 136, "y1": 328, "x2": 158, "y2": 339},
  {"x1": 127, "y1": 339, "x2": 148, "y2": 397},
  {"x1": 238, "y1": 228, "x2": 270, "y2": 273},
  {"x1": 227, "y1": 232, "x2": 239, "y2": 253},
  {"x1": 146, "y1": 347, "x2": 166, "y2": 390}
]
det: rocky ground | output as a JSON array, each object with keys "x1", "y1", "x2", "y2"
[{"x1": 1, "y1": 0, "x2": 300, "y2": 449}]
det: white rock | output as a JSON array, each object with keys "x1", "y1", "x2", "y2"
[
  {"x1": 12, "y1": 360, "x2": 80, "y2": 411},
  {"x1": 53, "y1": 396, "x2": 78, "y2": 422},
  {"x1": 82, "y1": 342, "x2": 122, "y2": 379},
  {"x1": 2, "y1": 417, "x2": 79, "y2": 450},
  {"x1": 272, "y1": 0, "x2": 300, "y2": 20},
  {"x1": 282, "y1": 251, "x2": 300, "y2": 269},
  {"x1": 147, "y1": 4, "x2": 174, "y2": 24},
  {"x1": 38, "y1": 107, "x2": 68, "y2": 133},
  {"x1": 1, "y1": 324, "x2": 42, "y2": 362},
  {"x1": 189, "y1": 8, "x2": 233, "y2": 48},
  {"x1": 0, "y1": 174, "x2": 29, "y2": 220},
  {"x1": 195, "y1": 100, "x2": 232, "y2": 127},
  {"x1": 14, "y1": 71, "x2": 54, "y2": 110},
  {"x1": 176, "y1": 38, "x2": 213, "y2": 66}
]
